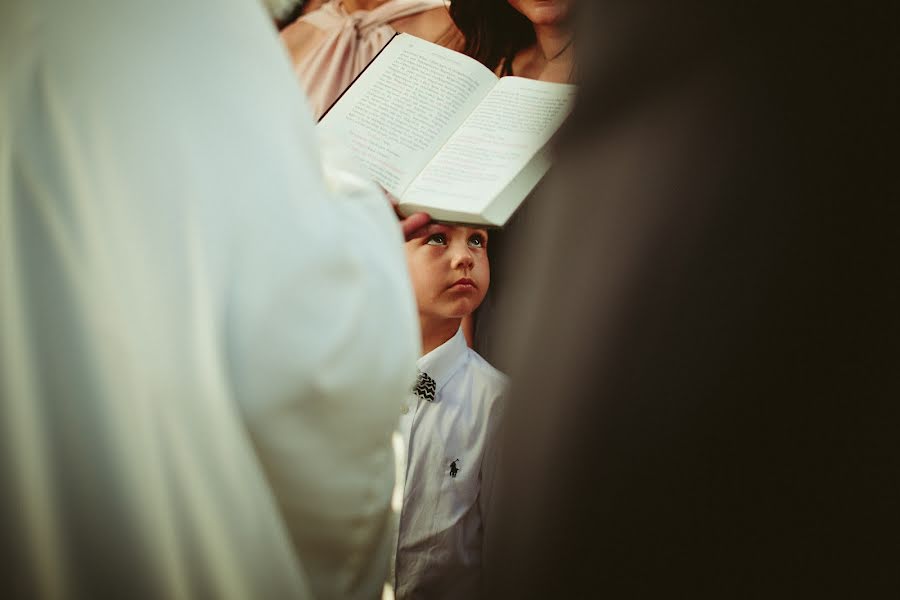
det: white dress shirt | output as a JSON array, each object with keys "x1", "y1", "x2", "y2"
[
  {"x1": 393, "y1": 328, "x2": 507, "y2": 599},
  {"x1": 0, "y1": 1, "x2": 419, "y2": 598}
]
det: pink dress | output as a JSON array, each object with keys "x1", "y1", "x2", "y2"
[{"x1": 286, "y1": 0, "x2": 452, "y2": 119}]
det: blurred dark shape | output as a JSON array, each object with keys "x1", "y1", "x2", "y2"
[
  {"x1": 486, "y1": 1, "x2": 897, "y2": 597},
  {"x1": 276, "y1": 1, "x2": 309, "y2": 30}
]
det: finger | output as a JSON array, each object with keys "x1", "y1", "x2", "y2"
[
  {"x1": 401, "y1": 212, "x2": 431, "y2": 241},
  {"x1": 405, "y1": 223, "x2": 430, "y2": 241}
]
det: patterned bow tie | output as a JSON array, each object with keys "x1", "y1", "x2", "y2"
[{"x1": 413, "y1": 370, "x2": 436, "y2": 402}]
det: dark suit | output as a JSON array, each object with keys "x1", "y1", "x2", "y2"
[{"x1": 485, "y1": 2, "x2": 898, "y2": 597}]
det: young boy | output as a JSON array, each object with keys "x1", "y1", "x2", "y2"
[{"x1": 392, "y1": 223, "x2": 507, "y2": 599}]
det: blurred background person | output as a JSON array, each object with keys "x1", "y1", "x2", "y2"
[
  {"x1": 449, "y1": 0, "x2": 575, "y2": 361},
  {"x1": 280, "y1": 0, "x2": 464, "y2": 120},
  {"x1": 485, "y1": 0, "x2": 897, "y2": 597},
  {"x1": 0, "y1": 0, "x2": 427, "y2": 597},
  {"x1": 451, "y1": 0, "x2": 574, "y2": 82}
]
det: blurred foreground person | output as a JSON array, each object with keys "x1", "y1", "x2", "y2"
[
  {"x1": 0, "y1": 0, "x2": 422, "y2": 598},
  {"x1": 487, "y1": 1, "x2": 897, "y2": 597}
]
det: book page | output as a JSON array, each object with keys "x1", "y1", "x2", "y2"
[
  {"x1": 401, "y1": 77, "x2": 576, "y2": 216},
  {"x1": 317, "y1": 34, "x2": 497, "y2": 197}
]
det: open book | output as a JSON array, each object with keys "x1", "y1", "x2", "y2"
[{"x1": 318, "y1": 33, "x2": 576, "y2": 227}]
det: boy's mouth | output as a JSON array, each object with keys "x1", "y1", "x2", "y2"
[{"x1": 450, "y1": 278, "x2": 477, "y2": 290}]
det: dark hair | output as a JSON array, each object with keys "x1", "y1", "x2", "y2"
[
  {"x1": 449, "y1": 0, "x2": 536, "y2": 71},
  {"x1": 275, "y1": 0, "x2": 308, "y2": 31}
]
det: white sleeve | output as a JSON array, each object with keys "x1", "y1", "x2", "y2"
[
  {"x1": 0, "y1": 0, "x2": 419, "y2": 598},
  {"x1": 225, "y1": 143, "x2": 420, "y2": 600},
  {"x1": 222, "y1": 40, "x2": 421, "y2": 600},
  {"x1": 479, "y1": 384, "x2": 507, "y2": 555}
]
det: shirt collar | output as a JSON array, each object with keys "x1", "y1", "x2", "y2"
[{"x1": 416, "y1": 327, "x2": 467, "y2": 400}]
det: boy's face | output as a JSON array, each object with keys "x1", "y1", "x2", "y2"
[{"x1": 405, "y1": 224, "x2": 490, "y2": 322}]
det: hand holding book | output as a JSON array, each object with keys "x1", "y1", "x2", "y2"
[{"x1": 382, "y1": 187, "x2": 431, "y2": 240}]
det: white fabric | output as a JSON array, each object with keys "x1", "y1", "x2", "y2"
[
  {"x1": 0, "y1": 0, "x2": 420, "y2": 598},
  {"x1": 392, "y1": 328, "x2": 507, "y2": 599}
]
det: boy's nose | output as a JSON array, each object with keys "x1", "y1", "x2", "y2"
[{"x1": 450, "y1": 247, "x2": 475, "y2": 270}]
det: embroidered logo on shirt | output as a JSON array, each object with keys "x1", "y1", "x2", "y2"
[
  {"x1": 413, "y1": 370, "x2": 436, "y2": 402},
  {"x1": 449, "y1": 458, "x2": 461, "y2": 478}
]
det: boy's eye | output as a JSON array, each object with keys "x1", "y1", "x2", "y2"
[
  {"x1": 468, "y1": 233, "x2": 486, "y2": 248},
  {"x1": 426, "y1": 233, "x2": 447, "y2": 246}
]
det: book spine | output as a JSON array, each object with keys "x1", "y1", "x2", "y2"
[{"x1": 317, "y1": 32, "x2": 400, "y2": 123}]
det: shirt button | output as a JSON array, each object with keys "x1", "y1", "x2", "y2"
[{"x1": 401, "y1": 406, "x2": 409, "y2": 415}]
